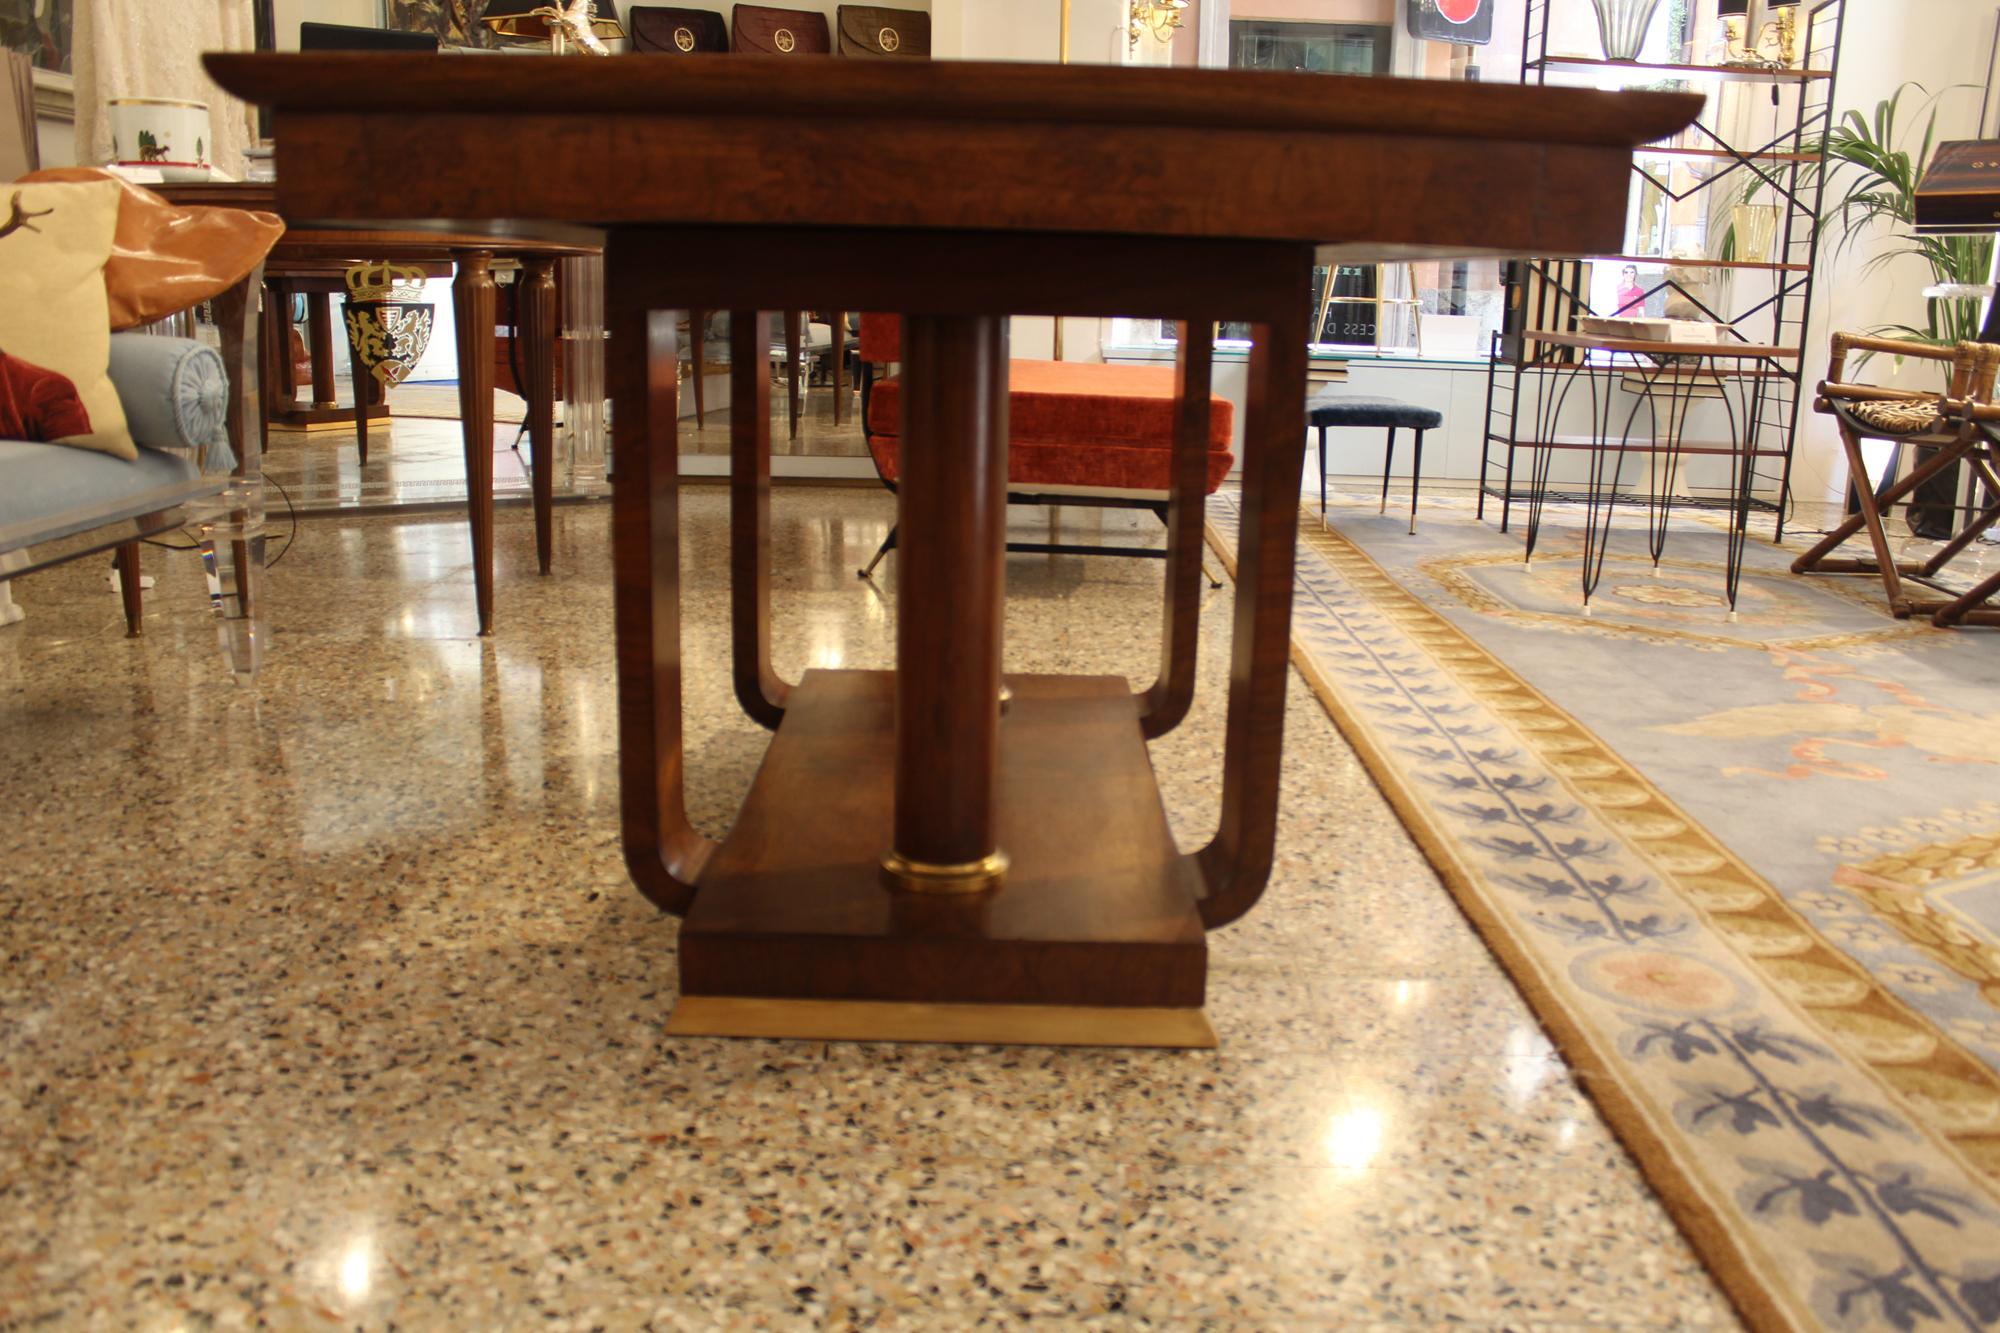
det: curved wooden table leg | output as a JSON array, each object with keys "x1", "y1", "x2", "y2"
[
  {"x1": 455, "y1": 250, "x2": 498, "y2": 635},
  {"x1": 1190, "y1": 296, "x2": 1310, "y2": 930},
  {"x1": 521, "y1": 256, "x2": 560, "y2": 577},
  {"x1": 885, "y1": 312, "x2": 1010, "y2": 888},
  {"x1": 1139, "y1": 319, "x2": 1213, "y2": 740},
  {"x1": 608, "y1": 246, "x2": 715, "y2": 915},
  {"x1": 730, "y1": 309, "x2": 791, "y2": 729}
]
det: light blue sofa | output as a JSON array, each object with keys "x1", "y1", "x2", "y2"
[{"x1": 0, "y1": 328, "x2": 266, "y2": 678}]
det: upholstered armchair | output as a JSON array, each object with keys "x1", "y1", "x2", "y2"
[{"x1": 0, "y1": 267, "x2": 268, "y2": 679}]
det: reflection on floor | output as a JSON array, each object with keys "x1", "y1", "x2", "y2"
[
  {"x1": 265, "y1": 379, "x2": 873, "y2": 513},
  {"x1": 0, "y1": 487, "x2": 1737, "y2": 1328}
]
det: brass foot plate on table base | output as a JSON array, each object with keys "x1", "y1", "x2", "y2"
[
  {"x1": 673, "y1": 668, "x2": 1210, "y2": 1026},
  {"x1": 665, "y1": 996, "x2": 1217, "y2": 1049}
]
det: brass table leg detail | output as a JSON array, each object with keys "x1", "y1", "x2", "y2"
[{"x1": 881, "y1": 849, "x2": 1009, "y2": 894}]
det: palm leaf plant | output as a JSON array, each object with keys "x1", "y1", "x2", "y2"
[{"x1": 1823, "y1": 82, "x2": 1992, "y2": 352}]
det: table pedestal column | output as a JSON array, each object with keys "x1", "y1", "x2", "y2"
[{"x1": 883, "y1": 313, "x2": 1010, "y2": 893}]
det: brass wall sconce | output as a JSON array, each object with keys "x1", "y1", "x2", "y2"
[
  {"x1": 483, "y1": 0, "x2": 625, "y2": 55},
  {"x1": 1128, "y1": 0, "x2": 1188, "y2": 51},
  {"x1": 1718, "y1": 0, "x2": 1798, "y2": 69}
]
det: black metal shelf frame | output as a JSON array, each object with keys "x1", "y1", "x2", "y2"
[{"x1": 1481, "y1": 0, "x2": 1846, "y2": 546}]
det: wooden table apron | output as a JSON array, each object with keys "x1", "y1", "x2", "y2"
[{"x1": 205, "y1": 54, "x2": 1698, "y2": 1042}]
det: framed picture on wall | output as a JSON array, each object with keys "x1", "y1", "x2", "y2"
[
  {"x1": 1404, "y1": 0, "x2": 1492, "y2": 46},
  {"x1": 1, "y1": 0, "x2": 72, "y2": 73}
]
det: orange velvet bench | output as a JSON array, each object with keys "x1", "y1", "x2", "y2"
[{"x1": 858, "y1": 315, "x2": 1235, "y2": 576}]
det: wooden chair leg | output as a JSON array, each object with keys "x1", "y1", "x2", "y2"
[
  {"x1": 690, "y1": 309, "x2": 706, "y2": 429},
  {"x1": 831, "y1": 309, "x2": 846, "y2": 427},
  {"x1": 454, "y1": 250, "x2": 499, "y2": 635},
  {"x1": 784, "y1": 310, "x2": 802, "y2": 439},
  {"x1": 522, "y1": 257, "x2": 559, "y2": 577},
  {"x1": 1934, "y1": 564, "x2": 2000, "y2": 627},
  {"x1": 115, "y1": 541, "x2": 142, "y2": 637}
]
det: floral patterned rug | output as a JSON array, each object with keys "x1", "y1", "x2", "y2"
[{"x1": 1207, "y1": 492, "x2": 2000, "y2": 1333}]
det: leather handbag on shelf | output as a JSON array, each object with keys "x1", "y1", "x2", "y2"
[
  {"x1": 628, "y1": 6, "x2": 728, "y2": 52},
  {"x1": 835, "y1": 5, "x2": 930, "y2": 57},
  {"x1": 730, "y1": 4, "x2": 830, "y2": 54}
]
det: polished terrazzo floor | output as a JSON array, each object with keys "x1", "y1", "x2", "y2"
[{"x1": 0, "y1": 489, "x2": 1740, "y2": 1329}]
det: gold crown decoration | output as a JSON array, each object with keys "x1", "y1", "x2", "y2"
[{"x1": 344, "y1": 260, "x2": 429, "y2": 303}]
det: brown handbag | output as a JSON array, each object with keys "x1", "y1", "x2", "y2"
[
  {"x1": 628, "y1": 6, "x2": 728, "y2": 53},
  {"x1": 836, "y1": 5, "x2": 929, "y2": 57},
  {"x1": 730, "y1": 4, "x2": 830, "y2": 55}
]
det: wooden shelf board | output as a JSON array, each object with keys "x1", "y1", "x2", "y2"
[{"x1": 678, "y1": 669, "x2": 1209, "y2": 1012}]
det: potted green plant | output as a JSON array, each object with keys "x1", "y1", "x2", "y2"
[{"x1": 1822, "y1": 82, "x2": 1993, "y2": 355}]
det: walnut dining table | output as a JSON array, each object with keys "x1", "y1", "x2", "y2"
[{"x1": 208, "y1": 53, "x2": 1698, "y2": 1048}]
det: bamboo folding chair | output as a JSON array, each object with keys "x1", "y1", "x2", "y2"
[{"x1": 1791, "y1": 334, "x2": 2000, "y2": 627}]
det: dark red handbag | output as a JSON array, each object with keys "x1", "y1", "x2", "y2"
[
  {"x1": 835, "y1": 5, "x2": 929, "y2": 57},
  {"x1": 629, "y1": 6, "x2": 728, "y2": 52},
  {"x1": 730, "y1": 5, "x2": 830, "y2": 55}
]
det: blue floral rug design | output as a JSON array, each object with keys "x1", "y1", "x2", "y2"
[{"x1": 1207, "y1": 493, "x2": 2000, "y2": 1333}]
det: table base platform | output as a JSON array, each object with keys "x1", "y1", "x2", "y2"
[{"x1": 674, "y1": 669, "x2": 1212, "y2": 1040}]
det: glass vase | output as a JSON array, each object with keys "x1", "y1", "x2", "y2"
[{"x1": 1591, "y1": 0, "x2": 1664, "y2": 60}]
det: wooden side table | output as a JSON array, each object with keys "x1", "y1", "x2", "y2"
[
  {"x1": 211, "y1": 54, "x2": 1698, "y2": 1046},
  {"x1": 157, "y1": 182, "x2": 599, "y2": 635}
]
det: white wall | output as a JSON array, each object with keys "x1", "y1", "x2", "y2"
[
  {"x1": 278, "y1": 0, "x2": 380, "y2": 48},
  {"x1": 34, "y1": 106, "x2": 73, "y2": 167},
  {"x1": 947, "y1": 0, "x2": 1132, "y2": 359}
]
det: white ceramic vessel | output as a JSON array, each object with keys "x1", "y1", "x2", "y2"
[{"x1": 107, "y1": 98, "x2": 212, "y2": 182}]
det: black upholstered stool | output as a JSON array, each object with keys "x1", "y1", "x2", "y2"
[{"x1": 1306, "y1": 393, "x2": 1444, "y2": 534}]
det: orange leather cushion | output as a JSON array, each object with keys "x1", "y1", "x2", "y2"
[
  {"x1": 867, "y1": 358, "x2": 1235, "y2": 494},
  {"x1": 23, "y1": 168, "x2": 283, "y2": 332}
]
